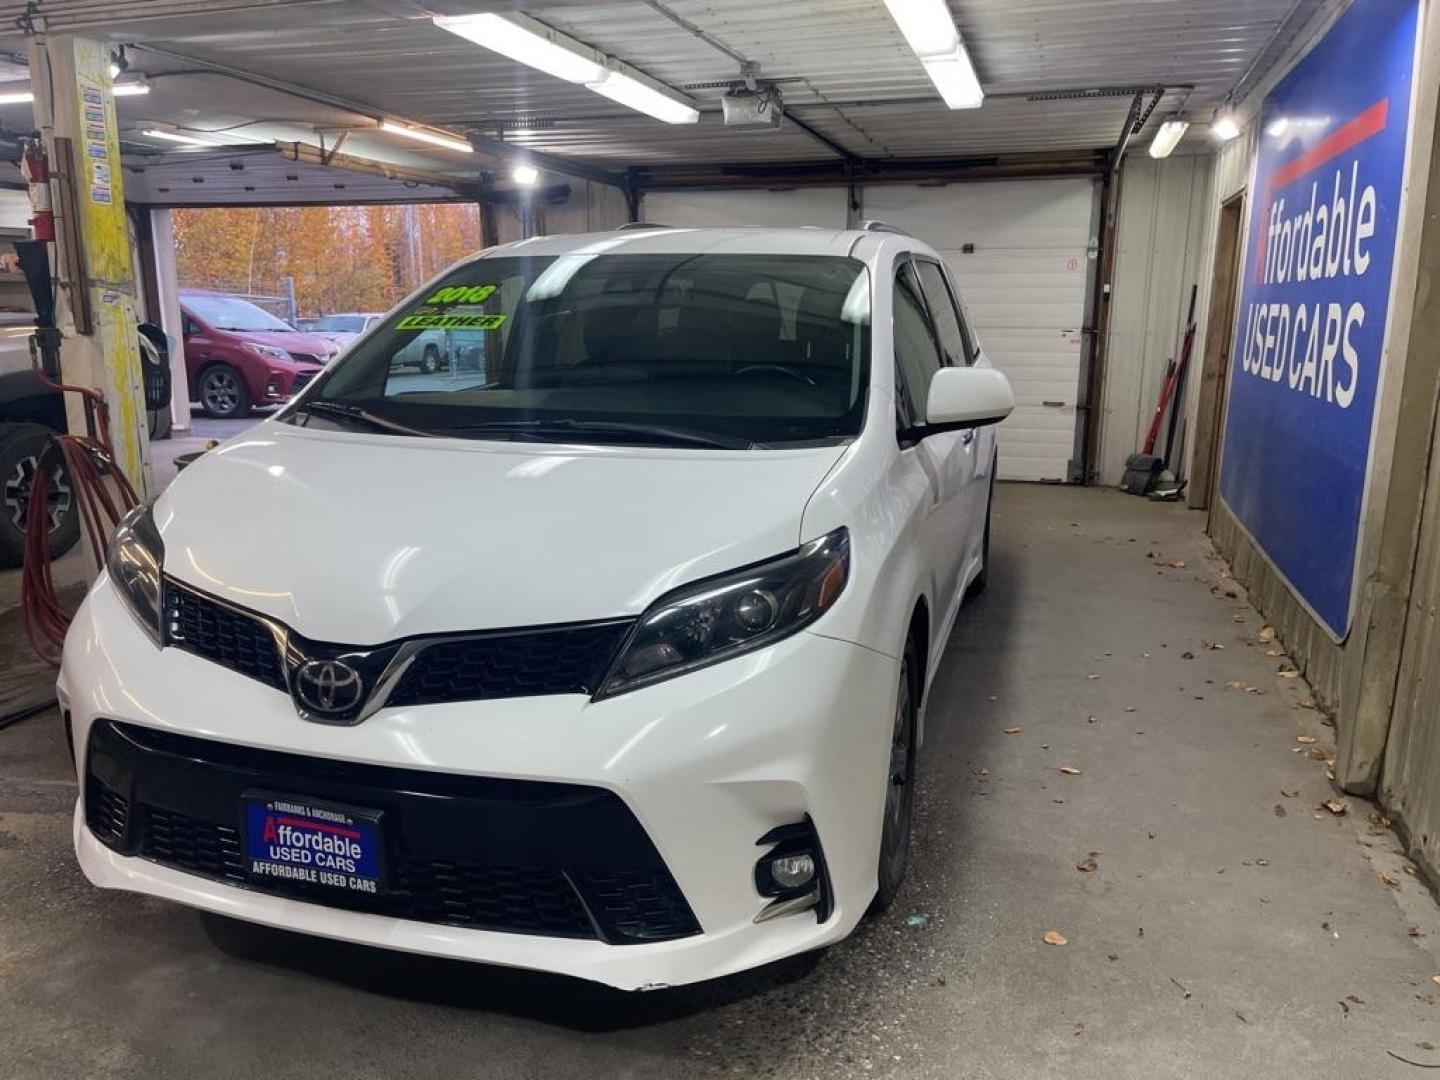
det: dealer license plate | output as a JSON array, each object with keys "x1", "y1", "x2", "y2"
[{"x1": 241, "y1": 793, "x2": 384, "y2": 896}]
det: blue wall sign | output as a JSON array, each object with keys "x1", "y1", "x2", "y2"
[{"x1": 1218, "y1": 0, "x2": 1418, "y2": 640}]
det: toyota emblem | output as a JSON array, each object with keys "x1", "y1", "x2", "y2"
[{"x1": 293, "y1": 658, "x2": 365, "y2": 716}]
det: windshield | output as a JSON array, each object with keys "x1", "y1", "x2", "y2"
[
  {"x1": 315, "y1": 314, "x2": 369, "y2": 333},
  {"x1": 298, "y1": 252, "x2": 870, "y2": 448},
  {"x1": 184, "y1": 294, "x2": 295, "y2": 333}
]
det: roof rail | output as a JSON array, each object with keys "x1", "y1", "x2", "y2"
[
  {"x1": 859, "y1": 219, "x2": 912, "y2": 237},
  {"x1": 616, "y1": 221, "x2": 669, "y2": 231}
]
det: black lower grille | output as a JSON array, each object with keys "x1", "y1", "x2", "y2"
[
  {"x1": 386, "y1": 622, "x2": 630, "y2": 706},
  {"x1": 166, "y1": 583, "x2": 286, "y2": 691},
  {"x1": 290, "y1": 371, "x2": 316, "y2": 392},
  {"x1": 85, "y1": 720, "x2": 700, "y2": 944}
]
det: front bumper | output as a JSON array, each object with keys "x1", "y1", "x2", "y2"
[{"x1": 61, "y1": 576, "x2": 899, "y2": 990}]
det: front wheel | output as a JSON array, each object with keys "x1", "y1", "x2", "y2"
[
  {"x1": 198, "y1": 364, "x2": 250, "y2": 419},
  {"x1": 419, "y1": 345, "x2": 440, "y2": 375},
  {"x1": 0, "y1": 422, "x2": 79, "y2": 567},
  {"x1": 872, "y1": 637, "x2": 919, "y2": 912}
]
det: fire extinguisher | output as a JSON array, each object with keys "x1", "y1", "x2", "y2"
[{"x1": 20, "y1": 138, "x2": 54, "y2": 243}]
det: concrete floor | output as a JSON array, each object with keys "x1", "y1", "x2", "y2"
[{"x1": 2, "y1": 484, "x2": 1438, "y2": 1079}]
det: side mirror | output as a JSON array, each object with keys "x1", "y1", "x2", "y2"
[{"x1": 920, "y1": 366, "x2": 1014, "y2": 434}]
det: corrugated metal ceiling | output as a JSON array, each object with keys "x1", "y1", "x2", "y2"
[{"x1": 0, "y1": 0, "x2": 1326, "y2": 178}]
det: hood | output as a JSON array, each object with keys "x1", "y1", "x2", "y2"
[
  {"x1": 224, "y1": 328, "x2": 335, "y2": 362},
  {"x1": 156, "y1": 423, "x2": 848, "y2": 646},
  {"x1": 310, "y1": 330, "x2": 359, "y2": 347}
]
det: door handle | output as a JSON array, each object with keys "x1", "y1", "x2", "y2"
[{"x1": 961, "y1": 430, "x2": 975, "y2": 446}]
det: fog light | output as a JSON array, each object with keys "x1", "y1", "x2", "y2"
[{"x1": 769, "y1": 853, "x2": 815, "y2": 890}]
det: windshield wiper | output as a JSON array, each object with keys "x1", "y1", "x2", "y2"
[
  {"x1": 292, "y1": 400, "x2": 435, "y2": 438},
  {"x1": 444, "y1": 418, "x2": 760, "y2": 450}
]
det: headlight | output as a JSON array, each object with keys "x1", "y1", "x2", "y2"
[
  {"x1": 106, "y1": 505, "x2": 164, "y2": 645},
  {"x1": 243, "y1": 341, "x2": 291, "y2": 362},
  {"x1": 597, "y1": 528, "x2": 849, "y2": 698}
]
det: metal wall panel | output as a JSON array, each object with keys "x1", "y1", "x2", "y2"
[{"x1": 1099, "y1": 153, "x2": 1214, "y2": 486}]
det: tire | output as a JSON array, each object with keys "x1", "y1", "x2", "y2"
[
  {"x1": 872, "y1": 635, "x2": 920, "y2": 913},
  {"x1": 0, "y1": 422, "x2": 79, "y2": 568},
  {"x1": 419, "y1": 345, "x2": 440, "y2": 375},
  {"x1": 967, "y1": 467, "x2": 996, "y2": 598},
  {"x1": 148, "y1": 405, "x2": 173, "y2": 441},
  {"x1": 198, "y1": 364, "x2": 250, "y2": 419}
]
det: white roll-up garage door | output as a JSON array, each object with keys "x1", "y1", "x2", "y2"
[
  {"x1": 640, "y1": 179, "x2": 1097, "y2": 482},
  {"x1": 864, "y1": 180, "x2": 1097, "y2": 482},
  {"x1": 642, "y1": 188, "x2": 849, "y2": 229}
]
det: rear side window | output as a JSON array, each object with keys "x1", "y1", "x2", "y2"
[
  {"x1": 914, "y1": 260, "x2": 975, "y2": 366},
  {"x1": 893, "y1": 262, "x2": 944, "y2": 422}
]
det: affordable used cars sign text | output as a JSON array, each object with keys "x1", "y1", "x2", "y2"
[{"x1": 1218, "y1": 0, "x2": 1418, "y2": 639}]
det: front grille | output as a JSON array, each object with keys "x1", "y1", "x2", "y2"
[
  {"x1": 387, "y1": 622, "x2": 630, "y2": 707},
  {"x1": 287, "y1": 353, "x2": 322, "y2": 366},
  {"x1": 85, "y1": 720, "x2": 700, "y2": 944},
  {"x1": 161, "y1": 577, "x2": 634, "y2": 710},
  {"x1": 166, "y1": 582, "x2": 286, "y2": 691}
]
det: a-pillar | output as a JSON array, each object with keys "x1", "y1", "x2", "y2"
[{"x1": 27, "y1": 34, "x2": 153, "y2": 499}]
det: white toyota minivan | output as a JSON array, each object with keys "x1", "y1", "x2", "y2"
[{"x1": 63, "y1": 223, "x2": 1013, "y2": 991}]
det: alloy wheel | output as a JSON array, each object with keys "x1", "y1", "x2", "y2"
[{"x1": 3, "y1": 454, "x2": 72, "y2": 533}]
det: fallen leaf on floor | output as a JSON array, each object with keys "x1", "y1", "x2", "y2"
[
  {"x1": 934, "y1": 972, "x2": 946, "y2": 986},
  {"x1": 1259, "y1": 627, "x2": 1276, "y2": 643},
  {"x1": 1296, "y1": 698, "x2": 1318, "y2": 709},
  {"x1": 1060, "y1": 765, "x2": 1082, "y2": 775},
  {"x1": 1233, "y1": 614, "x2": 1247, "y2": 623},
  {"x1": 1420, "y1": 1042, "x2": 1436, "y2": 1052},
  {"x1": 1297, "y1": 735, "x2": 1317, "y2": 744},
  {"x1": 1266, "y1": 649, "x2": 1285, "y2": 658},
  {"x1": 1322, "y1": 800, "x2": 1347, "y2": 815},
  {"x1": 1168, "y1": 561, "x2": 1186, "y2": 569},
  {"x1": 1274, "y1": 804, "x2": 1287, "y2": 817},
  {"x1": 1086, "y1": 673, "x2": 1100, "y2": 681},
  {"x1": 1181, "y1": 651, "x2": 1196, "y2": 660},
  {"x1": 1346, "y1": 994, "x2": 1365, "y2": 1005},
  {"x1": 1338, "y1": 999, "x2": 1350, "y2": 1015},
  {"x1": 1433, "y1": 974, "x2": 1440, "y2": 986},
  {"x1": 1255, "y1": 858, "x2": 1270, "y2": 866},
  {"x1": 1235, "y1": 1011, "x2": 1249, "y2": 1024},
  {"x1": 1003, "y1": 726, "x2": 1023, "y2": 735},
  {"x1": 1124, "y1": 706, "x2": 1137, "y2": 713},
  {"x1": 1087, "y1": 715, "x2": 1097, "y2": 724},
  {"x1": 1281, "y1": 789, "x2": 1299, "y2": 798},
  {"x1": 1279, "y1": 669, "x2": 1300, "y2": 679},
  {"x1": 1408, "y1": 927, "x2": 1423, "y2": 938},
  {"x1": 1380, "y1": 872, "x2": 1400, "y2": 888},
  {"x1": 1247, "y1": 686, "x2": 1265, "y2": 695},
  {"x1": 974, "y1": 766, "x2": 990, "y2": 776},
  {"x1": 1077, "y1": 854, "x2": 1098, "y2": 873},
  {"x1": 1073, "y1": 1022, "x2": 1085, "y2": 1037},
  {"x1": 1307, "y1": 746, "x2": 1333, "y2": 762},
  {"x1": 1227, "y1": 680, "x2": 1249, "y2": 691},
  {"x1": 1043, "y1": 930, "x2": 1068, "y2": 946}
]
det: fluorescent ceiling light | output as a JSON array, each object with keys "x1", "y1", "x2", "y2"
[
  {"x1": 142, "y1": 128, "x2": 219, "y2": 147},
  {"x1": 590, "y1": 69, "x2": 699, "y2": 125},
  {"x1": 434, "y1": 13, "x2": 606, "y2": 84},
  {"x1": 432, "y1": 12, "x2": 699, "y2": 125},
  {"x1": 378, "y1": 120, "x2": 473, "y2": 154},
  {"x1": 883, "y1": 0, "x2": 960, "y2": 54},
  {"x1": 1212, "y1": 114, "x2": 1241, "y2": 142},
  {"x1": 1148, "y1": 118, "x2": 1189, "y2": 159},
  {"x1": 512, "y1": 163, "x2": 539, "y2": 185},
  {"x1": 883, "y1": 0, "x2": 984, "y2": 110},
  {"x1": 920, "y1": 48, "x2": 983, "y2": 110},
  {"x1": 0, "y1": 82, "x2": 146, "y2": 104}
]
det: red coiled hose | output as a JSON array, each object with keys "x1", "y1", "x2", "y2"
[{"x1": 20, "y1": 371, "x2": 140, "y2": 664}]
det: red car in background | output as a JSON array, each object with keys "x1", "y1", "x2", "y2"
[{"x1": 181, "y1": 290, "x2": 339, "y2": 418}]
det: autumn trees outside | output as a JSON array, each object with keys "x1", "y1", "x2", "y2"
[{"x1": 172, "y1": 203, "x2": 483, "y2": 319}]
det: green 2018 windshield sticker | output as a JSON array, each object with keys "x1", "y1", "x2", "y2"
[
  {"x1": 396, "y1": 313, "x2": 507, "y2": 331},
  {"x1": 425, "y1": 284, "x2": 496, "y2": 304},
  {"x1": 396, "y1": 283, "x2": 504, "y2": 331}
]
